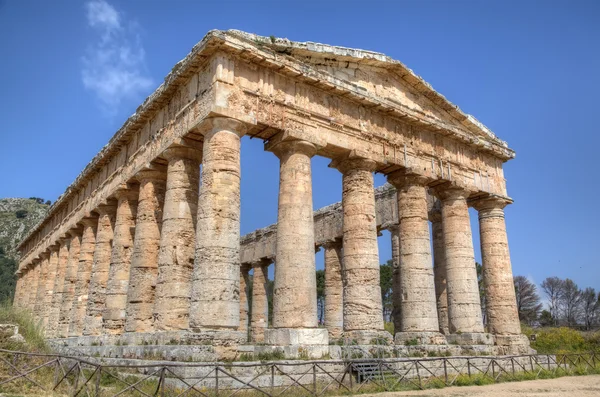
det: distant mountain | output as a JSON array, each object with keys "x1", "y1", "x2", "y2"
[{"x1": 0, "y1": 198, "x2": 49, "y2": 302}]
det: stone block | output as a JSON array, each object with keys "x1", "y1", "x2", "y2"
[
  {"x1": 446, "y1": 332, "x2": 494, "y2": 346},
  {"x1": 342, "y1": 329, "x2": 393, "y2": 345},
  {"x1": 264, "y1": 328, "x2": 329, "y2": 345},
  {"x1": 394, "y1": 331, "x2": 447, "y2": 345}
]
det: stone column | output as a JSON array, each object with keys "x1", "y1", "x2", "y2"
[
  {"x1": 59, "y1": 230, "x2": 81, "y2": 338},
  {"x1": 323, "y1": 240, "x2": 344, "y2": 340},
  {"x1": 103, "y1": 185, "x2": 138, "y2": 335},
  {"x1": 125, "y1": 170, "x2": 166, "y2": 333},
  {"x1": 389, "y1": 224, "x2": 401, "y2": 336},
  {"x1": 436, "y1": 185, "x2": 490, "y2": 344},
  {"x1": 334, "y1": 156, "x2": 388, "y2": 343},
  {"x1": 47, "y1": 238, "x2": 70, "y2": 338},
  {"x1": 431, "y1": 211, "x2": 449, "y2": 335},
  {"x1": 264, "y1": 138, "x2": 328, "y2": 346},
  {"x1": 154, "y1": 146, "x2": 201, "y2": 331},
  {"x1": 69, "y1": 217, "x2": 98, "y2": 337},
  {"x1": 239, "y1": 264, "x2": 251, "y2": 338},
  {"x1": 84, "y1": 203, "x2": 117, "y2": 336},
  {"x1": 190, "y1": 117, "x2": 245, "y2": 337},
  {"x1": 27, "y1": 263, "x2": 40, "y2": 312},
  {"x1": 42, "y1": 246, "x2": 59, "y2": 331},
  {"x1": 33, "y1": 253, "x2": 49, "y2": 323},
  {"x1": 13, "y1": 272, "x2": 22, "y2": 307},
  {"x1": 388, "y1": 173, "x2": 443, "y2": 345},
  {"x1": 473, "y1": 197, "x2": 526, "y2": 348},
  {"x1": 251, "y1": 259, "x2": 270, "y2": 343}
]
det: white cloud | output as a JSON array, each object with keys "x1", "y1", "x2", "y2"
[{"x1": 82, "y1": 0, "x2": 153, "y2": 113}]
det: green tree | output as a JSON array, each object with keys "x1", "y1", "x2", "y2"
[
  {"x1": 380, "y1": 260, "x2": 393, "y2": 321},
  {"x1": 514, "y1": 275, "x2": 542, "y2": 325},
  {"x1": 0, "y1": 247, "x2": 17, "y2": 302},
  {"x1": 316, "y1": 269, "x2": 325, "y2": 323}
]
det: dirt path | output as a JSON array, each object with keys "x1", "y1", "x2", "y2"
[{"x1": 360, "y1": 375, "x2": 600, "y2": 397}]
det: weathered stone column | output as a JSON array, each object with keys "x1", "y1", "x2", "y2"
[
  {"x1": 264, "y1": 138, "x2": 328, "y2": 346},
  {"x1": 83, "y1": 203, "x2": 117, "y2": 336},
  {"x1": 59, "y1": 230, "x2": 81, "y2": 338},
  {"x1": 33, "y1": 253, "x2": 49, "y2": 323},
  {"x1": 323, "y1": 240, "x2": 344, "y2": 340},
  {"x1": 69, "y1": 217, "x2": 98, "y2": 337},
  {"x1": 239, "y1": 264, "x2": 251, "y2": 338},
  {"x1": 333, "y1": 155, "x2": 389, "y2": 343},
  {"x1": 13, "y1": 272, "x2": 23, "y2": 307},
  {"x1": 27, "y1": 262, "x2": 40, "y2": 312},
  {"x1": 389, "y1": 224, "x2": 401, "y2": 336},
  {"x1": 47, "y1": 238, "x2": 70, "y2": 338},
  {"x1": 473, "y1": 197, "x2": 527, "y2": 349},
  {"x1": 154, "y1": 146, "x2": 201, "y2": 331},
  {"x1": 42, "y1": 246, "x2": 59, "y2": 331},
  {"x1": 436, "y1": 185, "x2": 490, "y2": 344},
  {"x1": 190, "y1": 117, "x2": 245, "y2": 338},
  {"x1": 125, "y1": 170, "x2": 166, "y2": 333},
  {"x1": 250, "y1": 259, "x2": 270, "y2": 343},
  {"x1": 103, "y1": 185, "x2": 138, "y2": 335},
  {"x1": 388, "y1": 173, "x2": 443, "y2": 345},
  {"x1": 431, "y1": 211, "x2": 449, "y2": 335}
]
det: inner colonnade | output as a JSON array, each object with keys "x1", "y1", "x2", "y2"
[{"x1": 13, "y1": 30, "x2": 529, "y2": 356}]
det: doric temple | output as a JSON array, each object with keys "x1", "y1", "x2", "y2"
[{"x1": 13, "y1": 30, "x2": 530, "y2": 358}]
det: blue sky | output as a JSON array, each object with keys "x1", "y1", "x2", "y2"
[{"x1": 1, "y1": 0, "x2": 598, "y2": 295}]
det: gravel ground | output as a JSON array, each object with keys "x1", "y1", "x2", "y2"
[{"x1": 360, "y1": 375, "x2": 600, "y2": 397}]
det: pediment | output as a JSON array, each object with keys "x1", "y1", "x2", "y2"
[{"x1": 219, "y1": 30, "x2": 508, "y2": 151}]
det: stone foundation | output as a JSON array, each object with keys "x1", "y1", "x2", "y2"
[
  {"x1": 394, "y1": 331, "x2": 447, "y2": 345},
  {"x1": 264, "y1": 328, "x2": 329, "y2": 346},
  {"x1": 446, "y1": 332, "x2": 495, "y2": 346}
]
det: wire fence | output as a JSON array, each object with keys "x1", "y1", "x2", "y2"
[{"x1": 0, "y1": 349, "x2": 598, "y2": 397}]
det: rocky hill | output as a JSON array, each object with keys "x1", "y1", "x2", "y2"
[
  {"x1": 0, "y1": 198, "x2": 49, "y2": 302},
  {"x1": 0, "y1": 198, "x2": 49, "y2": 259}
]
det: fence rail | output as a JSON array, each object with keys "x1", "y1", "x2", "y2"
[{"x1": 0, "y1": 349, "x2": 597, "y2": 397}]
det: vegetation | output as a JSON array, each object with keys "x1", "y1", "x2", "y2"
[{"x1": 0, "y1": 302, "x2": 47, "y2": 352}]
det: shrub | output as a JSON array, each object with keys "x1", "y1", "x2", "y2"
[
  {"x1": 531, "y1": 327, "x2": 587, "y2": 354},
  {"x1": 0, "y1": 302, "x2": 47, "y2": 352}
]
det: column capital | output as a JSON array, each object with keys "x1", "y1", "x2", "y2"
[
  {"x1": 162, "y1": 145, "x2": 203, "y2": 162},
  {"x1": 78, "y1": 216, "x2": 99, "y2": 228},
  {"x1": 432, "y1": 182, "x2": 474, "y2": 201},
  {"x1": 329, "y1": 152, "x2": 376, "y2": 174},
  {"x1": 66, "y1": 227, "x2": 83, "y2": 239},
  {"x1": 39, "y1": 251, "x2": 50, "y2": 259},
  {"x1": 248, "y1": 258, "x2": 272, "y2": 269},
  {"x1": 470, "y1": 195, "x2": 513, "y2": 212},
  {"x1": 112, "y1": 183, "x2": 139, "y2": 201},
  {"x1": 206, "y1": 116, "x2": 247, "y2": 138},
  {"x1": 135, "y1": 167, "x2": 168, "y2": 183},
  {"x1": 267, "y1": 139, "x2": 317, "y2": 159},
  {"x1": 387, "y1": 169, "x2": 431, "y2": 189},
  {"x1": 95, "y1": 202, "x2": 118, "y2": 216},
  {"x1": 321, "y1": 238, "x2": 343, "y2": 250}
]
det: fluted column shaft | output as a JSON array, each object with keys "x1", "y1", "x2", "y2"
[
  {"x1": 390, "y1": 225, "x2": 401, "y2": 334},
  {"x1": 431, "y1": 214, "x2": 449, "y2": 335},
  {"x1": 474, "y1": 198, "x2": 520, "y2": 336},
  {"x1": 270, "y1": 140, "x2": 318, "y2": 329},
  {"x1": 239, "y1": 264, "x2": 251, "y2": 337},
  {"x1": 390, "y1": 175, "x2": 439, "y2": 334},
  {"x1": 251, "y1": 260, "x2": 270, "y2": 343},
  {"x1": 28, "y1": 264, "x2": 40, "y2": 312},
  {"x1": 125, "y1": 170, "x2": 166, "y2": 333},
  {"x1": 69, "y1": 218, "x2": 97, "y2": 336},
  {"x1": 84, "y1": 204, "x2": 116, "y2": 336},
  {"x1": 191, "y1": 118, "x2": 245, "y2": 330},
  {"x1": 42, "y1": 248, "x2": 59, "y2": 331},
  {"x1": 154, "y1": 146, "x2": 201, "y2": 330},
  {"x1": 324, "y1": 241, "x2": 344, "y2": 339},
  {"x1": 438, "y1": 187, "x2": 484, "y2": 334},
  {"x1": 33, "y1": 254, "x2": 49, "y2": 322},
  {"x1": 59, "y1": 231, "x2": 81, "y2": 338},
  {"x1": 13, "y1": 274, "x2": 23, "y2": 307},
  {"x1": 336, "y1": 157, "x2": 384, "y2": 334},
  {"x1": 103, "y1": 186, "x2": 138, "y2": 334},
  {"x1": 47, "y1": 239, "x2": 70, "y2": 338}
]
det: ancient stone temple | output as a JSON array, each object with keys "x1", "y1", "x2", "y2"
[{"x1": 13, "y1": 30, "x2": 529, "y2": 358}]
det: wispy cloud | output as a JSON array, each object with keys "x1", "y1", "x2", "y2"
[{"x1": 82, "y1": 0, "x2": 153, "y2": 113}]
